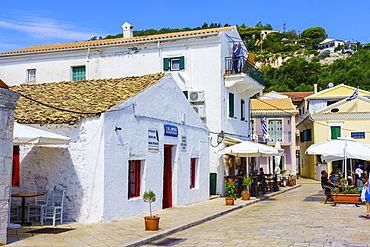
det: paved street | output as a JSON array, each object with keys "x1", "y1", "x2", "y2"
[{"x1": 147, "y1": 178, "x2": 370, "y2": 247}]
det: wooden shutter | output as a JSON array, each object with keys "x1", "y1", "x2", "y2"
[
  {"x1": 241, "y1": 100, "x2": 245, "y2": 120},
  {"x1": 163, "y1": 58, "x2": 169, "y2": 71},
  {"x1": 229, "y1": 93, "x2": 234, "y2": 117},
  {"x1": 12, "y1": 146, "x2": 19, "y2": 186},
  {"x1": 276, "y1": 120, "x2": 282, "y2": 142},
  {"x1": 128, "y1": 160, "x2": 141, "y2": 198},
  {"x1": 183, "y1": 91, "x2": 188, "y2": 99},
  {"x1": 190, "y1": 158, "x2": 196, "y2": 189},
  {"x1": 331, "y1": 126, "x2": 341, "y2": 140},
  {"x1": 72, "y1": 66, "x2": 86, "y2": 81},
  {"x1": 179, "y1": 56, "x2": 185, "y2": 69}
]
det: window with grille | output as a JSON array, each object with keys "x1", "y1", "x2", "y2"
[
  {"x1": 268, "y1": 120, "x2": 282, "y2": 142},
  {"x1": 72, "y1": 66, "x2": 86, "y2": 81},
  {"x1": 128, "y1": 160, "x2": 141, "y2": 198},
  {"x1": 190, "y1": 158, "x2": 196, "y2": 189}
]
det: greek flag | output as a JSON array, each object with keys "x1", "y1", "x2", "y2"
[
  {"x1": 346, "y1": 86, "x2": 359, "y2": 101},
  {"x1": 262, "y1": 114, "x2": 268, "y2": 136}
]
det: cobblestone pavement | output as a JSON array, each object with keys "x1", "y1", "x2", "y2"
[
  {"x1": 6, "y1": 182, "x2": 297, "y2": 246},
  {"x1": 147, "y1": 178, "x2": 370, "y2": 247}
]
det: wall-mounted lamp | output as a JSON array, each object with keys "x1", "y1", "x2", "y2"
[
  {"x1": 210, "y1": 131, "x2": 224, "y2": 147},
  {"x1": 115, "y1": 127, "x2": 122, "y2": 131}
]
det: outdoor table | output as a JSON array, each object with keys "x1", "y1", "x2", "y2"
[{"x1": 11, "y1": 193, "x2": 44, "y2": 225}]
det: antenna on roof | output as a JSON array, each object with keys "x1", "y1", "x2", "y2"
[{"x1": 327, "y1": 82, "x2": 334, "y2": 89}]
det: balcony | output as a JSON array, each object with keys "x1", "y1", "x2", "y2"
[{"x1": 224, "y1": 57, "x2": 264, "y2": 97}]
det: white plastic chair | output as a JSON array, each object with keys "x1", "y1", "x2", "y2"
[
  {"x1": 41, "y1": 189, "x2": 64, "y2": 226},
  {"x1": 27, "y1": 189, "x2": 49, "y2": 222}
]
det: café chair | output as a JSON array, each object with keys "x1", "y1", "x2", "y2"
[
  {"x1": 27, "y1": 189, "x2": 49, "y2": 222},
  {"x1": 10, "y1": 206, "x2": 19, "y2": 223},
  {"x1": 321, "y1": 184, "x2": 332, "y2": 204},
  {"x1": 41, "y1": 189, "x2": 64, "y2": 226}
]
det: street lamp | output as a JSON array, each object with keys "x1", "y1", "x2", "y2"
[{"x1": 210, "y1": 131, "x2": 225, "y2": 147}]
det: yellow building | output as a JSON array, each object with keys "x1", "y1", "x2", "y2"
[{"x1": 297, "y1": 84, "x2": 370, "y2": 179}]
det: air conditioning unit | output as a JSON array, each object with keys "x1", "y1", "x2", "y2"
[
  {"x1": 192, "y1": 105, "x2": 206, "y2": 118},
  {"x1": 189, "y1": 90, "x2": 205, "y2": 103}
]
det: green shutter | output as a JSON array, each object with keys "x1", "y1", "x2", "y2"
[
  {"x1": 241, "y1": 99, "x2": 245, "y2": 120},
  {"x1": 72, "y1": 66, "x2": 85, "y2": 81},
  {"x1": 229, "y1": 93, "x2": 234, "y2": 117},
  {"x1": 331, "y1": 126, "x2": 341, "y2": 140},
  {"x1": 179, "y1": 56, "x2": 185, "y2": 69},
  {"x1": 307, "y1": 129, "x2": 312, "y2": 141},
  {"x1": 183, "y1": 91, "x2": 188, "y2": 99},
  {"x1": 163, "y1": 58, "x2": 169, "y2": 71}
]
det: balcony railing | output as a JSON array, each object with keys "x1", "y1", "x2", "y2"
[{"x1": 225, "y1": 56, "x2": 264, "y2": 85}]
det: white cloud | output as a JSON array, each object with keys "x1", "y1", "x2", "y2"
[{"x1": 0, "y1": 15, "x2": 98, "y2": 41}]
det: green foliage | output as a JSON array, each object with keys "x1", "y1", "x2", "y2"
[
  {"x1": 340, "y1": 178, "x2": 348, "y2": 185},
  {"x1": 301, "y1": 27, "x2": 327, "y2": 47},
  {"x1": 331, "y1": 187, "x2": 360, "y2": 195},
  {"x1": 311, "y1": 56, "x2": 320, "y2": 63},
  {"x1": 143, "y1": 190, "x2": 156, "y2": 217},
  {"x1": 224, "y1": 178, "x2": 237, "y2": 200},
  {"x1": 318, "y1": 50, "x2": 330, "y2": 59},
  {"x1": 242, "y1": 176, "x2": 253, "y2": 192}
]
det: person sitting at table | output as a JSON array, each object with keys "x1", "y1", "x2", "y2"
[
  {"x1": 321, "y1": 170, "x2": 335, "y2": 189},
  {"x1": 259, "y1": 167, "x2": 265, "y2": 175},
  {"x1": 329, "y1": 171, "x2": 338, "y2": 186},
  {"x1": 355, "y1": 174, "x2": 364, "y2": 192},
  {"x1": 237, "y1": 165, "x2": 245, "y2": 175}
]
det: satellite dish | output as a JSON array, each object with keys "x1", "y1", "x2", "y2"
[{"x1": 327, "y1": 82, "x2": 334, "y2": 89}]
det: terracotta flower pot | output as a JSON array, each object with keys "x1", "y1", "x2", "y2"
[
  {"x1": 241, "y1": 192, "x2": 250, "y2": 200},
  {"x1": 225, "y1": 69, "x2": 232, "y2": 75},
  {"x1": 332, "y1": 194, "x2": 361, "y2": 204},
  {"x1": 144, "y1": 216, "x2": 160, "y2": 231},
  {"x1": 225, "y1": 197, "x2": 234, "y2": 205}
]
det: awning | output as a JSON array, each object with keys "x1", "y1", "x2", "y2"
[
  {"x1": 13, "y1": 123, "x2": 71, "y2": 145},
  {"x1": 219, "y1": 140, "x2": 280, "y2": 158}
]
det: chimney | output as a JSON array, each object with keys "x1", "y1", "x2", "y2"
[
  {"x1": 314, "y1": 84, "x2": 317, "y2": 94},
  {"x1": 122, "y1": 22, "x2": 134, "y2": 38}
]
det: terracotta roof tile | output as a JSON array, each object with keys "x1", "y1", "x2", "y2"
[
  {"x1": 279, "y1": 91, "x2": 314, "y2": 100},
  {"x1": 1, "y1": 26, "x2": 235, "y2": 55},
  {"x1": 251, "y1": 98, "x2": 295, "y2": 112},
  {"x1": 10, "y1": 73, "x2": 166, "y2": 124}
]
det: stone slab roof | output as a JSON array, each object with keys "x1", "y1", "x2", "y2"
[
  {"x1": 1, "y1": 26, "x2": 235, "y2": 55},
  {"x1": 10, "y1": 73, "x2": 165, "y2": 124}
]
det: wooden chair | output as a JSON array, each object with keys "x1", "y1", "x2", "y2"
[
  {"x1": 41, "y1": 189, "x2": 64, "y2": 226},
  {"x1": 10, "y1": 206, "x2": 19, "y2": 223},
  {"x1": 27, "y1": 189, "x2": 49, "y2": 222},
  {"x1": 322, "y1": 184, "x2": 332, "y2": 204}
]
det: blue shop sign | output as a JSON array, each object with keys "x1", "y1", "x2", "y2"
[{"x1": 164, "y1": 125, "x2": 178, "y2": 137}]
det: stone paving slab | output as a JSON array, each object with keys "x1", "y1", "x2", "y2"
[{"x1": 6, "y1": 185, "x2": 299, "y2": 247}]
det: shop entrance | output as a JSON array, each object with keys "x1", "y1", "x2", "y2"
[{"x1": 163, "y1": 145, "x2": 172, "y2": 208}]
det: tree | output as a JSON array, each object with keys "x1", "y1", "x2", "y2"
[{"x1": 301, "y1": 27, "x2": 328, "y2": 46}]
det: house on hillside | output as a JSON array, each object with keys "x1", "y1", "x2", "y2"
[
  {"x1": 0, "y1": 24, "x2": 264, "y2": 195},
  {"x1": 261, "y1": 30, "x2": 281, "y2": 40},
  {"x1": 318, "y1": 38, "x2": 361, "y2": 53},
  {"x1": 250, "y1": 98, "x2": 297, "y2": 174},
  {"x1": 10, "y1": 73, "x2": 210, "y2": 223},
  {"x1": 297, "y1": 84, "x2": 370, "y2": 180}
]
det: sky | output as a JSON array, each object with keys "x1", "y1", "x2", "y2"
[{"x1": 1, "y1": 0, "x2": 369, "y2": 53}]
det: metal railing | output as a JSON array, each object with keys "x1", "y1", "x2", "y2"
[{"x1": 225, "y1": 56, "x2": 264, "y2": 85}]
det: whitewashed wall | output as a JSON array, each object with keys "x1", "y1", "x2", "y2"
[
  {"x1": 1, "y1": 27, "x2": 258, "y2": 196},
  {"x1": 102, "y1": 75, "x2": 209, "y2": 222},
  {"x1": 14, "y1": 118, "x2": 105, "y2": 223}
]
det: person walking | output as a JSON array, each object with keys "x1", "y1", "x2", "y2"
[{"x1": 362, "y1": 176, "x2": 370, "y2": 218}]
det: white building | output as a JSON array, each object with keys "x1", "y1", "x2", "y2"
[
  {"x1": 261, "y1": 30, "x2": 281, "y2": 40},
  {"x1": 0, "y1": 24, "x2": 264, "y2": 196},
  {"x1": 10, "y1": 73, "x2": 210, "y2": 223},
  {"x1": 318, "y1": 38, "x2": 358, "y2": 53}
]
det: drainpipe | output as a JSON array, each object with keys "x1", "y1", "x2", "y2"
[
  {"x1": 158, "y1": 41, "x2": 162, "y2": 71},
  {"x1": 86, "y1": 47, "x2": 91, "y2": 80}
]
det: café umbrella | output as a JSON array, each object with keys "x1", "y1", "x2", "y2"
[
  {"x1": 218, "y1": 141, "x2": 281, "y2": 176},
  {"x1": 13, "y1": 123, "x2": 71, "y2": 145},
  {"x1": 306, "y1": 136, "x2": 370, "y2": 179}
]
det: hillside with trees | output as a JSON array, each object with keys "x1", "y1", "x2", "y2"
[{"x1": 94, "y1": 23, "x2": 370, "y2": 92}]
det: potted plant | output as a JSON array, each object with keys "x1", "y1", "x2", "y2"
[
  {"x1": 340, "y1": 178, "x2": 348, "y2": 186},
  {"x1": 143, "y1": 190, "x2": 160, "y2": 231},
  {"x1": 224, "y1": 178, "x2": 237, "y2": 205},
  {"x1": 241, "y1": 176, "x2": 253, "y2": 200},
  {"x1": 331, "y1": 187, "x2": 361, "y2": 205}
]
